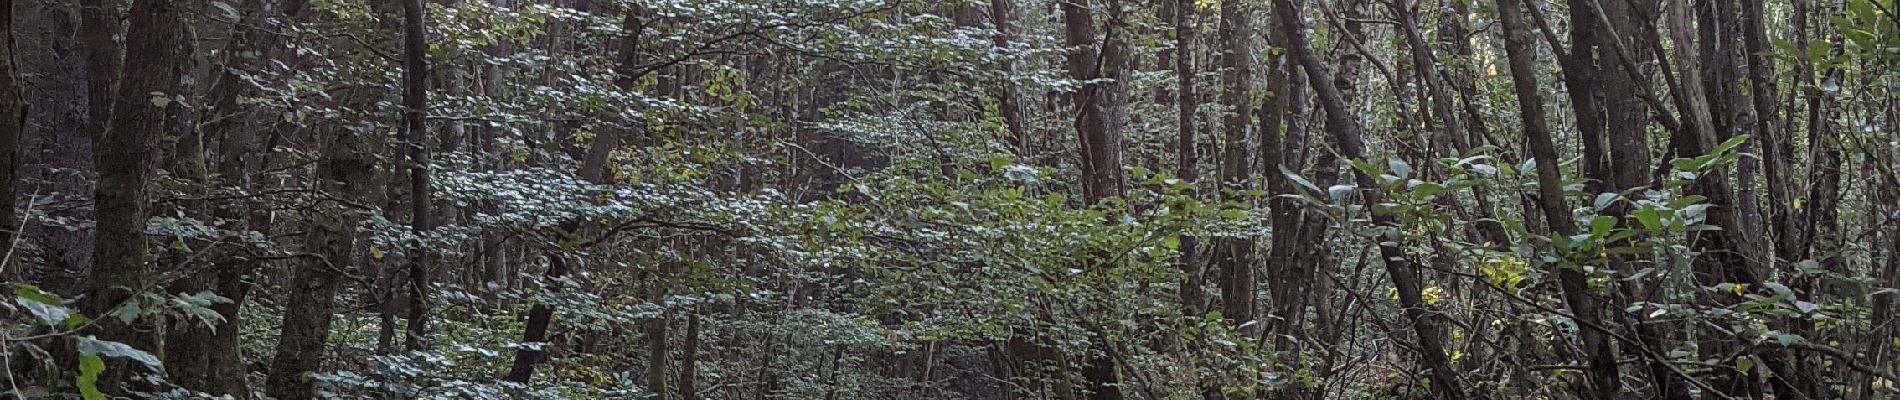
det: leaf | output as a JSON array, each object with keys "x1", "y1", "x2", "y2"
[
  {"x1": 210, "y1": 1, "x2": 240, "y2": 21},
  {"x1": 112, "y1": 302, "x2": 141, "y2": 325},
  {"x1": 1712, "y1": 134, "x2": 1751, "y2": 154},
  {"x1": 1590, "y1": 216, "x2": 1616, "y2": 239},
  {"x1": 1327, "y1": 185, "x2": 1357, "y2": 202},
  {"x1": 1771, "y1": 332, "x2": 1806, "y2": 347},
  {"x1": 12, "y1": 283, "x2": 61, "y2": 304},
  {"x1": 77, "y1": 336, "x2": 161, "y2": 369},
  {"x1": 988, "y1": 155, "x2": 1014, "y2": 171},
  {"x1": 148, "y1": 92, "x2": 171, "y2": 108},
  {"x1": 1735, "y1": 357, "x2": 1754, "y2": 373},
  {"x1": 1387, "y1": 158, "x2": 1413, "y2": 178},
  {"x1": 1794, "y1": 301, "x2": 1820, "y2": 315},
  {"x1": 14, "y1": 298, "x2": 71, "y2": 327},
  {"x1": 77, "y1": 355, "x2": 105, "y2": 400},
  {"x1": 1593, "y1": 193, "x2": 1619, "y2": 210},
  {"x1": 1281, "y1": 165, "x2": 1322, "y2": 195}
]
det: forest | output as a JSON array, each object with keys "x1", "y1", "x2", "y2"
[{"x1": 0, "y1": 0, "x2": 1896, "y2": 398}]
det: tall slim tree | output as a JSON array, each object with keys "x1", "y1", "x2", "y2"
[
  {"x1": 505, "y1": 7, "x2": 646, "y2": 383},
  {"x1": 78, "y1": 0, "x2": 189, "y2": 391},
  {"x1": 399, "y1": 0, "x2": 434, "y2": 352},
  {"x1": 0, "y1": 0, "x2": 23, "y2": 278},
  {"x1": 1270, "y1": 0, "x2": 1465, "y2": 397}
]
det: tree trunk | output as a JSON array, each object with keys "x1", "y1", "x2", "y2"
[
  {"x1": 78, "y1": 0, "x2": 189, "y2": 392},
  {"x1": 1210, "y1": 0, "x2": 1256, "y2": 337},
  {"x1": 988, "y1": 0, "x2": 1028, "y2": 158},
  {"x1": 0, "y1": 0, "x2": 23, "y2": 279},
  {"x1": 1269, "y1": 1, "x2": 1465, "y2": 397},
  {"x1": 399, "y1": 0, "x2": 433, "y2": 352},
  {"x1": 505, "y1": 7, "x2": 645, "y2": 383}
]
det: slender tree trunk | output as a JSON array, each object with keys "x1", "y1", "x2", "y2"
[
  {"x1": 1269, "y1": 1, "x2": 1463, "y2": 397},
  {"x1": 399, "y1": 0, "x2": 433, "y2": 352},
  {"x1": 0, "y1": 0, "x2": 23, "y2": 279},
  {"x1": 505, "y1": 8, "x2": 645, "y2": 383},
  {"x1": 1210, "y1": 0, "x2": 1255, "y2": 337},
  {"x1": 1172, "y1": 0, "x2": 1205, "y2": 318},
  {"x1": 1061, "y1": 0, "x2": 1129, "y2": 397},
  {"x1": 78, "y1": 0, "x2": 119, "y2": 141},
  {"x1": 988, "y1": 0, "x2": 1028, "y2": 158},
  {"x1": 678, "y1": 308, "x2": 701, "y2": 400},
  {"x1": 78, "y1": 0, "x2": 189, "y2": 392}
]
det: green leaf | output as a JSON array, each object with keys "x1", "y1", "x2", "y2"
[
  {"x1": 1735, "y1": 357, "x2": 1754, "y2": 373},
  {"x1": 1280, "y1": 165, "x2": 1322, "y2": 195},
  {"x1": 12, "y1": 283, "x2": 61, "y2": 304},
  {"x1": 1590, "y1": 216, "x2": 1616, "y2": 239},
  {"x1": 1712, "y1": 134, "x2": 1751, "y2": 154},
  {"x1": 14, "y1": 297, "x2": 71, "y2": 327},
  {"x1": 1593, "y1": 193, "x2": 1619, "y2": 210},
  {"x1": 1771, "y1": 332, "x2": 1806, "y2": 347},
  {"x1": 112, "y1": 302, "x2": 141, "y2": 325},
  {"x1": 1387, "y1": 158, "x2": 1412, "y2": 178},
  {"x1": 1633, "y1": 205, "x2": 1664, "y2": 231},
  {"x1": 988, "y1": 155, "x2": 1014, "y2": 171},
  {"x1": 77, "y1": 355, "x2": 105, "y2": 400},
  {"x1": 210, "y1": 1, "x2": 240, "y2": 21},
  {"x1": 77, "y1": 336, "x2": 161, "y2": 369}
]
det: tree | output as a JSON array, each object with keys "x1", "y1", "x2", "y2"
[{"x1": 77, "y1": 0, "x2": 189, "y2": 391}]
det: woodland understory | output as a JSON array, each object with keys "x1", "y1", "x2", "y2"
[{"x1": 0, "y1": 0, "x2": 1897, "y2": 399}]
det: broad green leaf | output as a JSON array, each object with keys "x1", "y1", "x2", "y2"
[
  {"x1": 14, "y1": 298, "x2": 71, "y2": 327},
  {"x1": 77, "y1": 336, "x2": 161, "y2": 369}
]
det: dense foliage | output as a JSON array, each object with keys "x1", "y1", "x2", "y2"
[{"x1": 1, "y1": 0, "x2": 1896, "y2": 399}]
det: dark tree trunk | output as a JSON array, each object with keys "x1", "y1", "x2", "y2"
[
  {"x1": 1210, "y1": 0, "x2": 1255, "y2": 337},
  {"x1": 1269, "y1": 1, "x2": 1464, "y2": 397},
  {"x1": 1172, "y1": 0, "x2": 1204, "y2": 318},
  {"x1": 0, "y1": 0, "x2": 23, "y2": 279},
  {"x1": 78, "y1": 0, "x2": 189, "y2": 392},
  {"x1": 399, "y1": 0, "x2": 433, "y2": 352}
]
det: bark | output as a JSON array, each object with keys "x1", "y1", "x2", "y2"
[
  {"x1": 78, "y1": 0, "x2": 119, "y2": 138},
  {"x1": 1061, "y1": 0, "x2": 1130, "y2": 397},
  {"x1": 1063, "y1": 0, "x2": 1128, "y2": 204},
  {"x1": 14, "y1": 0, "x2": 93, "y2": 295},
  {"x1": 1269, "y1": 1, "x2": 1464, "y2": 397},
  {"x1": 399, "y1": 0, "x2": 433, "y2": 352},
  {"x1": 678, "y1": 309, "x2": 701, "y2": 400},
  {"x1": 264, "y1": 96, "x2": 384, "y2": 400},
  {"x1": 1259, "y1": 1, "x2": 1306, "y2": 344},
  {"x1": 1173, "y1": 0, "x2": 1205, "y2": 317},
  {"x1": 1210, "y1": 0, "x2": 1255, "y2": 336},
  {"x1": 1502, "y1": 1, "x2": 1625, "y2": 397},
  {"x1": 0, "y1": 0, "x2": 22, "y2": 279},
  {"x1": 78, "y1": 0, "x2": 189, "y2": 391},
  {"x1": 988, "y1": 0, "x2": 1028, "y2": 158}
]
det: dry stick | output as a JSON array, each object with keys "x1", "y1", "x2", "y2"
[{"x1": 1, "y1": 191, "x2": 37, "y2": 280}]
